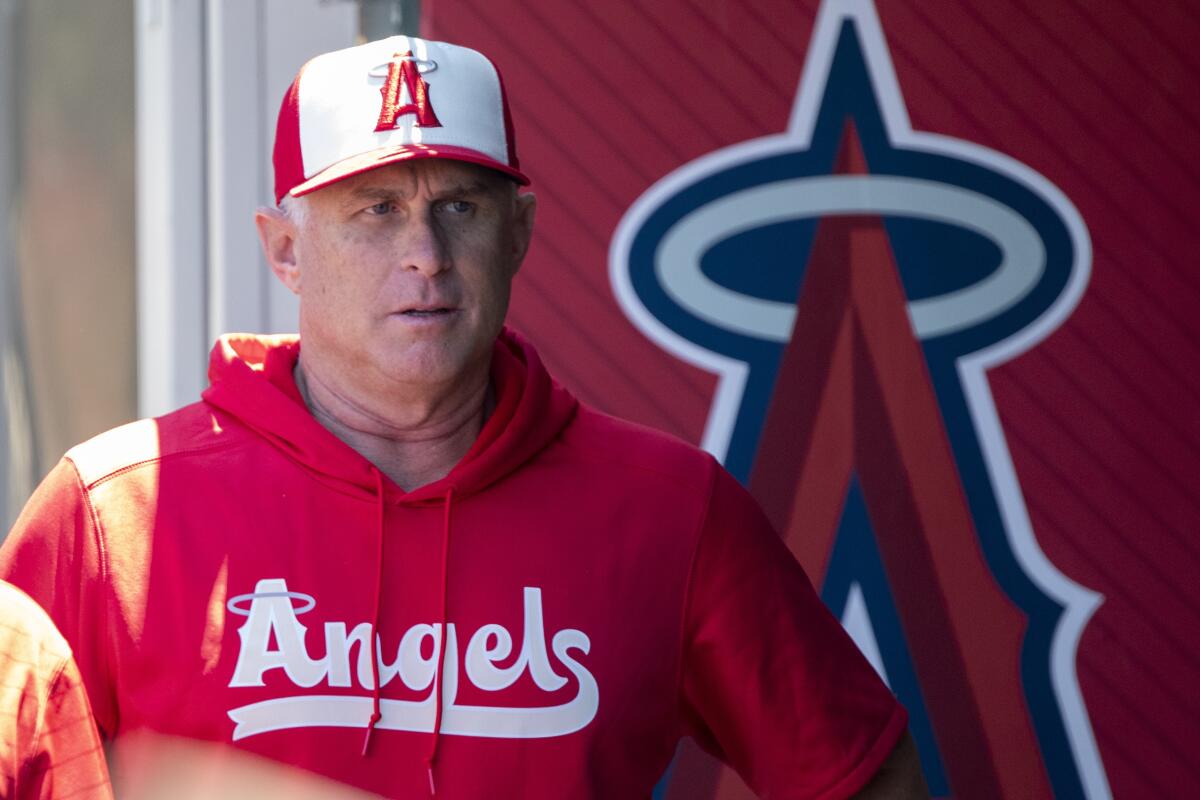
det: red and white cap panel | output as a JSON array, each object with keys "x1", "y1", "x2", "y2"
[{"x1": 273, "y1": 36, "x2": 528, "y2": 203}]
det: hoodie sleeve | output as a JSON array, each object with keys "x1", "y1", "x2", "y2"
[
  {"x1": 0, "y1": 459, "x2": 116, "y2": 739},
  {"x1": 679, "y1": 464, "x2": 907, "y2": 800}
]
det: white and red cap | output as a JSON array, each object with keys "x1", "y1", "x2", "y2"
[{"x1": 273, "y1": 35, "x2": 528, "y2": 204}]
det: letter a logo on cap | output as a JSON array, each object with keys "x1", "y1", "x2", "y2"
[{"x1": 374, "y1": 51, "x2": 442, "y2": 131}]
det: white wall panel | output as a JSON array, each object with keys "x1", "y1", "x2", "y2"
[
  {"x1": 138, "y1": 0, "x2": 356, "y2": 417},
  {"x1": 136, "y1": 0, "x2": 208, "y2": 417}
]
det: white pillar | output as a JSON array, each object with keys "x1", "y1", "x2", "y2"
[
  {"x1": 135, "y1": 0, "x2": 209, "y2": 417},
  {"x1": 136, "y1": 0, "x2": 356, "y2": 418}
]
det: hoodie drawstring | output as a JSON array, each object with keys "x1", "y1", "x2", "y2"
[
  {"x1": 359, "y1": 471, "x2": 455, "y2": 797},
  {"x1": 361, "y1": 468, "x2": 387, "y2": 757},
  {"x1": 426, "y1": 486, "x2": 455, "y2": 796}
]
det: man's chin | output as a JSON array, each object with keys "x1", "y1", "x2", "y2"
[{"x1": 376, "y1": 342, "x2": 483, "y2": 389}]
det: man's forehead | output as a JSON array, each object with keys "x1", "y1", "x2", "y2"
[{"x1": 316, "y1": 160, "x2": 510, "y2": 201}]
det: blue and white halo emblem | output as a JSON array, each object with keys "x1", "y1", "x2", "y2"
[{"x1": 656, "y1": 174, "x2": 1045, "y2": 343}]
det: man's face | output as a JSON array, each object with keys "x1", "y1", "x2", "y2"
[{"x1": 277, "y1": 159, "x2": 535, "y2": 394}]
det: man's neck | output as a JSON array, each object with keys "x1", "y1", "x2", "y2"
[{"x1": 294, "y1": 359, "x2": 490, "y2": 491}]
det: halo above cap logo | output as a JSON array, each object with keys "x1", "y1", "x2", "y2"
[{"x1": 368, "y1": 55, "x2": 438, "y2": 78}]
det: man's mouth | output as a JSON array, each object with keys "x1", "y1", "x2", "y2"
[{"x1": 400, "y1": 307, "x2": 455, "y2": 317}]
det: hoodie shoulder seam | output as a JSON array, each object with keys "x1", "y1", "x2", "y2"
[
  {"x1": 62, "y1": 456, "x2": 117, "y2": 736},
  {"x1": 84, "y1": 440, "x2": 247, "y2": 491}
]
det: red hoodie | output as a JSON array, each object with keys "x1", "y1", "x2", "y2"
[{"x1": 0, "y1": 330, "x2": 904, "y2": 799}]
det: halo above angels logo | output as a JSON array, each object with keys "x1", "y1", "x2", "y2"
[{"x1": 611, "y1": 1, "x2": 1108, "y2": 798}]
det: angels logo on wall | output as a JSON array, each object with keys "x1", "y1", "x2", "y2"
[{"x1": 611, "y1": 0, "x2": 1106, "y2": 797}]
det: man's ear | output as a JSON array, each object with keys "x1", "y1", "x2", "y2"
[
  {"x1": 508, "y1": 191, "x2": 537, "y2": 276},
  {"x1": 256, "y1": 206, "x2": 302, "y2": 294}
]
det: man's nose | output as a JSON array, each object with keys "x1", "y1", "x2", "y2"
[{"x1": 401, "y1": 212, "x2": 450, "y2": 276}]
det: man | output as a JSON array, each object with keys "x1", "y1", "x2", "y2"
[
  {"x1": 1, "y1": 36, "x2": 926, "y2": 798},
  {"x1": 0, "y1": 580, "x2": 113, "y2": 799}
]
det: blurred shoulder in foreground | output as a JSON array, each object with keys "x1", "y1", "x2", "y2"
[{"x1": 0, "y1": 580, "x2": 113, "y2": 800}]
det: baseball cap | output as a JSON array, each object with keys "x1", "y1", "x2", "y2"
[{"x1": 272, "y1": 36, "x2": 528, "y2": 204}]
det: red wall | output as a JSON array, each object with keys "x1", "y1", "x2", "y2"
[{"x1": 430, "y1": 2, "x2": 1200, "y2": 797}]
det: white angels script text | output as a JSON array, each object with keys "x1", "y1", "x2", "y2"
[{"x1": 224, "y1": 578, "x2": 598, "y2": 740}]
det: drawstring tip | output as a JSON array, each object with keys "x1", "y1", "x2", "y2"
[
  {"x1": 427, "y1": 764, "x2": 437, "y2": 796},
  {"x1": 361, "y1": 712, "x2": 382, "y2": 757},
  {"x1": 360, "y1": 725, "x2": 374, "y2": 757}
]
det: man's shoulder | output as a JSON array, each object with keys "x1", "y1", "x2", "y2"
[
  {"x1": 0, "y1": 583, "x2": 74, "y2": 713},
  {"x1": 0, "y1": 580, "x2": 70, "y2": 662},
  {"x1": 65, "y1": 400, "x2": 251, "y2": 489},
  {"x1": 556, "y1": 401, "x2": 718, "y2": 494}
]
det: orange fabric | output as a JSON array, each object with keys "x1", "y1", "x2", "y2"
[{"x1": 0, "y1": 581, "x2": 113, "y2": 800}]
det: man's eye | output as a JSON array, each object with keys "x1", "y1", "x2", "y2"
[
  {"x1": 441, "y1": 200, "x2": 474, "y2": 214},
  {"x1": 367, "y1": 201, "x2": 393, "y2": 215}
]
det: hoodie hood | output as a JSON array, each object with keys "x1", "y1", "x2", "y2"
[{"x1": 200, "y1": 327, "x2": 578, "y2": 504}]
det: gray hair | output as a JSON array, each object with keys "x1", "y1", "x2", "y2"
[{"x1": 278, "y1": 194, "x2": 308, "y2": 227}]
